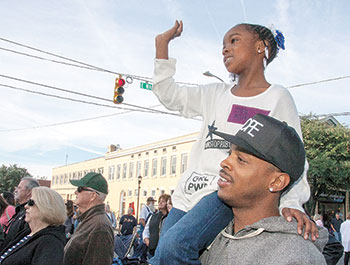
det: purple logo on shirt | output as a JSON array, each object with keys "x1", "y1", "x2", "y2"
[{"x1": 227, "y1": 104, "x2": 270, "y2": 124}]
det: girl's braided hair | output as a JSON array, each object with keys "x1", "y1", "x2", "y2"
[{"x1": 240, "y1": 23, "x2": 279, "y2": 65}]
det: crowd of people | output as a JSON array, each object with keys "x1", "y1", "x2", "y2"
[{"x1": 0, "y1": 19, "x2": 349, "y2": 265}]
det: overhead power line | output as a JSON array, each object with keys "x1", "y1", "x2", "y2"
[
  {"x1": 315, "y1": 112, "x2": 350, "y2": 118},
  {"x1": 0, "y1": 74, "x2": 181, "y2": 116},
  {"x1": 0, "y1": 37, "x2": 198, "y2": 86},
  {"x1": 0, "y1": 83, "x2": 158, "y2": 112},
  {"x1": 286, "y1": 75, "x2": 350, "y2": 89},
  {"x1": 0, "y1": 46, "x2": 101, "y2": 71},
  {"x1": 0, "y1": 110, "x2": 156, "y2": 132}
]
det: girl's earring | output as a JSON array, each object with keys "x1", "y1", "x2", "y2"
[
  {"x1": 269, "y1": 187, "x2": 274, "y2": 192},
  {"x1": 263, "y1": 58, "x2": 267, "y2": 69},
  {"x1": 258, "y1": 49, "x2": 261, "y2": 54}
]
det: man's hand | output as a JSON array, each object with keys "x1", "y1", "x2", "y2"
[
  {"x1": 155, "y1": 20, "x2": 183, "y2": 59},
  {"x1": 282, "y1": 208, "x2": 319, "y2": 241}
]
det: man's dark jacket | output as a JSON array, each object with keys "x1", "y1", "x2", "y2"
[{"x1": 63, "y1": 203, "x2": 114, "y2": 265}]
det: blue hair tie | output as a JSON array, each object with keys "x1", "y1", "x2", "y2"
[{"x1": 274, "y1": 30, "x2": 285, "y2": 50}]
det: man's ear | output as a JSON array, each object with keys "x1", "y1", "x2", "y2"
[
  {"x1": 269, "y1": 173, "x2": 290, "y2": 192},
  {"x1": 26, "y1": 189, "x2": 33, "y2": 200}
]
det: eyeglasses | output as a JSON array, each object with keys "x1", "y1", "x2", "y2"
[
  {"x1": 27, "y1": 199, "x2": 35, "y2": 207},
  {"x1": 77, "y1": 186, "x2": 99, "y2": 195}
]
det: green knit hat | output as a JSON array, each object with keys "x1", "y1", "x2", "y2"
[{"x1": 70, "y1": 172, "x2": 108, "y2": 194}]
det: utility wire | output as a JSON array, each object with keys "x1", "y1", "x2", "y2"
[
  {"x1": 286, "y1": 76, "x2": 350, "y2": 89},
  {"x1": 2, "y1": 43, "x2": 349, "y2": 89},
  {"x1": 2, "y1": 37, "x2": 350, "y2": 88},
  {"x1": 315, "y1": 112, "x2": 350, "y2": 118},
  {"x1": 0, "y1": 37, "x2": 198, "y2": 86},
  {"x1": 0, "y1": 83, "x2": 158, "y2": 112},
  {"x1": 0, "y1": 46, "x2": 102, "y2": 71},
  {"x1": 0, "y1": 74, "x2": 181, "y2": 116},
  {"x1": 0, "y1": 109, "x2": 154, "y2": 132}
]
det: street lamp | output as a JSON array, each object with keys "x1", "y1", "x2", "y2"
[
  {"x1": 136, "y1": 175, "x2": 142, "y2": 221},
  {"x1": 203, "y1": 71, "x2": 224, "y2": 82}
]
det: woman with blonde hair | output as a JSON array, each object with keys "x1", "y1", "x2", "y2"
[{"x1": 0, "y1": 187, "x2": 67, "y2": 265}]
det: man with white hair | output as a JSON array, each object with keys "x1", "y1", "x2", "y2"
[
  {"x1": 63, "y1": 172, "x2": 114, "y2": 265},
  {"x1": 0, "y1": 177, "x2": 39, "y2": 251}
]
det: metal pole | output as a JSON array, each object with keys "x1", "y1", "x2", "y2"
[
  {"x1": 203, "y1": 71, "x2": 224, "y2": 82},
  {"x1": 136, "y1": 175, "x2": 142, "y2": 221}
]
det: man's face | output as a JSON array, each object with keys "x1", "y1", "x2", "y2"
[
  {"x1": 217, "y1": 145, "x2": 275, "y2": 208},
  {"x1": 74, "y1": 187, "x2": 95, "y2": 213},
  {"x1": 336, "y1": 214, "x2": 340, "y2": 220},
  {"x1": 14, "y1": 180, "x2": 31, "y2": 204}
]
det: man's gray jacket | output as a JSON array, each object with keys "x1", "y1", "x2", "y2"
[{"x1": 201, "y1": 216, "x2": 328, "y2": 265}]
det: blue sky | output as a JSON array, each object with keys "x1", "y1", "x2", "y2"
[{"x1": 0, "y1": 0, "x2": 349, "y2": 178}]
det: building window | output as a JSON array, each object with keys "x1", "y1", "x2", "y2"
[
  {"x1": 152, "y1": 158, "x2": 158, "y2": 177},
  {"x1": 116, "y1": 164, "x2": 121, "y2": 179},
  {"x1": 122, "y1": 163, "x2": 127, "y2": 179},
  {"x1": 72, "y1": 172, "x2": 77, "y2": 179},
  {"x1": 69, "y1": 173, "x2": 72, "y2": 180},
  {"x1": 181, "y1": 153, "x2": 188, "y2": 174},
  {"x1": 60, "y1": 175, "x2": 63, "y2": 184},
  {"x1": 135, "y1": 189, "x2": 138, "y2": 196},
  {"x1": 171, "y1": 155, "x2": 177, "y2": 175},
  {"x1": 98, "y1": 167, "x2": 104, "y2": 175},
  {"x1": 161, "y1": 157, "x2": 167, "y2": 176},
  {"x1": 128, "y1": 189, "x2": 132, "y2": 197},
  {"x1": 129, "y1": 162, "x2": 134, "y2": 179},
  {"x1": 64, "y1": 174, "x2": 68, "y2": 184},
  {"x1": 136, "y1": 161, "x2": 141, "y2": 177},
  {"x1": 83, "y1": 170, "x2": 89, "y2": 176},
  {"x1": 172, "y1": 146, "x2": 177, "y2": 151},
  {"x1": 162, "y1": 148, "x2": 167, "y2": 153},
  {"x1": 151, "y1": 189, "x2": 156, "y2": 197},
  {"x1": 170, "y1": 189, "x2": 175, "y2": 195},
  {"x1": 160, "y1": 189, "x2": 165, "y2": 195},
  {"x1": 144, "y1": 160, "x2": 149, "y2": 178},
  {"x1": 143, "y1": 190, "x2": 147, "y2": 197},
  {"x1": 154, "y1": 150, "x2": 157, "y2": 154},
  {"x1": 108, "y1": 166, "x2": 115, "y2": 180}
]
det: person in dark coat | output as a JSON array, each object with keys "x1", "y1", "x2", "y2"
[
  {"x1": 0, "y1": 186, "x2": 67, "y2": 265},
  {"x1": 0, "y1": 177, "x2": 39, "y2": 251},
  {"x1": 143, "y1": 194, "x2": 172, "y2": 257},
  {"x1": 63, "y1": 172, "x2": 114, "y2": 265}
]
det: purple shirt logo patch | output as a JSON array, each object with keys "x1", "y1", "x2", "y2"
[{"x1": 227, "y1": 104, "x2": 270, "y2": 124}]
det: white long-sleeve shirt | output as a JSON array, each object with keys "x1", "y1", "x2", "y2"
[
  {"x1": 341, "y1": 220, "x2": 350, "y2": 251},
  {"x1": 153, "y1": 58, "x2": 310, "y2": 212}
]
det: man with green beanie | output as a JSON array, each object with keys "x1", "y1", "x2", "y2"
[{"x1": 63, "y1": 172, "x2": 114, "y2": 265}]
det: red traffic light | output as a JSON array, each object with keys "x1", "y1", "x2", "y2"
[{"x1": 117, "y1": 78, "x2": 125, "y2": 86}]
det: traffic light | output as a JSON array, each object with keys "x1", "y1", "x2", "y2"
[{"x1": 113, "y1": 75, "x2": 126, "y2": 104}]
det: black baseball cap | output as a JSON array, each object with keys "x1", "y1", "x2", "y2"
[{"x1": 210, "y1": 114, "x2": 305, "y2": 181}]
